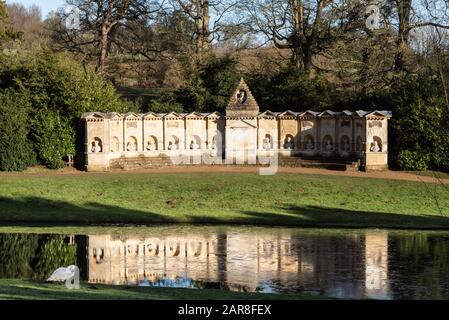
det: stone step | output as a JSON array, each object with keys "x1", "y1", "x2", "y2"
[{"x1": 110, "y1": 156, "x2": 361, "y2": 171}]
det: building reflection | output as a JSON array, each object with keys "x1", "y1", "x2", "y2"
[
  {"x1": 365, "y1": 231, "x2": 390, "y2": 299},
  {"x1": 82, "y1": 230, "x2": 391, "y2": 298}
]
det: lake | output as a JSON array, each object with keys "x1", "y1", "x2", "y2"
[{"x1": 1, "y1": 226, "x2": 448, "y2": 299}]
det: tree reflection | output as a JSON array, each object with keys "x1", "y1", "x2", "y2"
[
  {"x1": 0, "y1": 234, "x2": 77, "y2": 280},
  {"x1": 390, "y1": 234, "x2": 449, "y2": 299}
]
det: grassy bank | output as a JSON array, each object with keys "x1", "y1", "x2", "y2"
[
  {"x1": 0, "y1": 280, "x2": 307, "y2": 300},
  {"x1": 0, "y1": 172, "x2": 449, "y2": 229}
]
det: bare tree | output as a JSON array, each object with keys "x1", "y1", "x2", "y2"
[
  {"x1": 0, "y1": 0, "x2": 22, "y2": 46},
  {"x1": 243, "y1": 0, "x2": 364, "y2": 72},
  {"x1": 52, "y1": 0, "x2": 162, "y2": 73},
  {"x1": 171, "y1": 0, "x2": 239, "y2": 62},
  {"x1": 6, "y1": 3, "x2": 46, "y2": 48}
]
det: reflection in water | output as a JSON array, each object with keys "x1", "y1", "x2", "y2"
[{"x1": 1, "y1": 227, "x2": 449, "y2": 299}]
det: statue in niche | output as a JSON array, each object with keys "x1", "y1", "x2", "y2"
[
  {"x1": 126, "y1": 141, "x2": 137, "y2": 152},
  {"x1": 263, "y1": 137, "x2": 272, "y2": 150},
  {"x1": 356, "y1": 137, "x2": 363, "y2": 152},
  {"x1": 237, "y1": 89, "x2": 247, "y2": 104},
  {"x1": 305, "y1": 137, "x2": 314, "y2": 150},
  {"x1": 168, "y1": 142, "x2": 175, "y2": 151},
  {"x1": 92, "y1": 140, "x2": 102, "y2": 153},
  {"x1": 146, "y1": 141, "x2": 154, "y2": 151},
  {"x1": 284, "y1": 136, "x2": 295, "y2": 150},
  {"x1": 370, "y1": 140, "x2": 381, "y2": 152},
  {"x1": 324, "y1": 138, "x2": 334, "y2": 151},
  {"x1": 341, "y1": 137, "x2": 350, "y2": 152},
  {"x1": 190, "y1": 140, "x2": 200, "y2": 150},
  {"x1": 209, "y1": 139, "x2": 218, "y2": 157}
]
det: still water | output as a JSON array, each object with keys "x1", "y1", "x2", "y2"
[{"x1": 1, "y1": 226, "x2": 449, "y2": 300}]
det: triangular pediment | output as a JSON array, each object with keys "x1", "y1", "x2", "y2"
[
  {"x1": 185, "y1": 112, "x2": 204, "y2": 119},
  {"x1": 143, "y1": 112, "x2": 160, "y2": 119},
  {"x1": 164, "y1": 112, "x2": 182, "y2": 119},
  {"x1": 227, "y1": 78, "x2": 259, "y2": 117},
  {"x1": 318, "y1": 110, "x2": 336, "y2": 117},
  {"x1": 299, "y1": 110, "x2": 318, "y2": 117},
  {"x1": 207, "y1": 111, "x2": 223, "y2": 118},
  {"x1": 365, "y1": 111, "x2": 392, "y2": 118},
  {"x1": 108, "y1": 112, "x2": 124, "y2": 120},
  {"x1": 279, "y1": 110, "x2": 298, "y2": 118},
  {"x1": 124, "y1": 112, "x2": 140, "y2": 119},
  {"x1": 258, "y1": 110, "x2": 277, "y2": 118},
  {"x1": 82, "y1": 112, "x2": 106, "y2": 119}
]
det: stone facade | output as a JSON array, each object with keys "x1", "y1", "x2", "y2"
[{"x1": 82, "y1": 79, "x2": 392, "y2": 171}]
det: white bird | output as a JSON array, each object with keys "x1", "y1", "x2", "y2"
[{"x1": 47, "y1": 265, "x2": 77, "y2": 282}]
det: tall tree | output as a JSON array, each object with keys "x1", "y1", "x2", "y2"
[
  {"x1": 53, "y1": 0, "x2": 161, "y2": 73},
  {"x1": 172, "y1": 0, "x2": 239, "y2": 64},
  {"x1": 244, "y1": 0, "x2": 362, "y2": 72},
  {"x1": 6, "y1": 3, "x2": 46, "y2": 48},
  {"x1": 0, "y1": 0, "x2": 21, "y2": 47}
]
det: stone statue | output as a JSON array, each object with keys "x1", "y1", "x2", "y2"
[
  {"x1": 371, "y1": 141, "x2": 381, "y2": 152},
  {"x1": 341, "y1": 138, "x2": 350, "y2": 152},
  {"x1": 306, "y1": 138, "x2": 314, "y2": 150},
  {"x1": 92, "y1": 140, "x2": 102, "y2": 153},
  {"x1": 168, "y1": 142, "x2": 175, "y2": 151},
  {"x1": 146, "y1": 141, "x2": 153, "y2": 151},
  {"x1": 126, "y1": 142, "x2": 136, "y2": 152},
  {"x1": 284, "y1": 137, "x2": 294, "y2": 150},
  {"x1": 263, "y1": 137, "x2": 272, "y2": 150},
  {"x1": 190, "y1": 140, "x2": 200, "y2": 150},
  {"x1": 325, "y1": 139, "x2": 333, "y2": 151},
  {"x1": 237, "y1": 90, "x2": 247, "y2": 104}
]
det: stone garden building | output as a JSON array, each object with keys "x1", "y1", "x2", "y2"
[{"x1": 82, "y1": 79, "x2": 392, "y2": 172}]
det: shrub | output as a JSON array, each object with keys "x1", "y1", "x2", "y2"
[
  {"x1": 0, "y1": 50, "x2": 135, "y2": 169},
  {"x1": 0, "y1": 90, "x2": 36, "y2": 171},
  {"x1": 391, "y1": 72, "x2": 449, "y2": 172},
  {"x1": 33, "y1": 112, "x2": 75, "y2": 169},
  {"x1": 398, "y1": 150, "x2": 430, "y2": 171}
]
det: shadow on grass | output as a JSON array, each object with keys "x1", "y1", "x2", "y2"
[
  {"x1": 0, "y1": 196, "x2": 174, "y2": 226},
  {"x1": 0, "y1": 196, "x2": 449, "y2": 229},
  {"x1": 236, "y1": 205, "x2": 449, "y2": 229}
]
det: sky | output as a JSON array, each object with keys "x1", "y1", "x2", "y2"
[{"x1": 6, "y1": 0, "x2": 65, "y2": 18}]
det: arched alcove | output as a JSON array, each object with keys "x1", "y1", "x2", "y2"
[
  {"x1": 370, "y1": 136, "x2": 383, "y2": 152},
  {"x1": 263, "y1": 134, "x2": 273, "y2": 150},
  {"x1": 111, "y1": 136, "x2": 120, "y2": 153},
  {"x1": 284, "y1": 134, "x2": 295, "y2": 150},
  {"x1": 304, "y1": 135, "x2": 315, "y2": 150},
  {"x1": 190, "y1": 135, "x2": 201, "y2": 150},
  {"x1": 340, "y1": 135, "x2": 351, "y2": 152},
  {"x1": 356, "y1": 136, "x2": 364, "y2": 152},
  {"x1": 168, "y1": 136, "x2": 180, "y2": 150},
  {"x1": 126, "y1": 136, "x2": 138, "y2": 152},
  {"x1": 322, "y1": 135, "x2": 334, "y2": 152},
  {"x1": 146, "y1": 136, "x2": 158, "y2": 151},
  {"x1": 91, "y1": 137, "x2": 103, "y2": 153}
]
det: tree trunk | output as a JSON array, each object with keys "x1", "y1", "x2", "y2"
[
  {"x1": 98, "y1": 26, "x2": 109, "y2": 73},
  {"x1": 291, "y1": 0, "x2": 304, "y2": 70},
  {"x1": 394, "y1": 0, "x2": 412, "y2": 71}
]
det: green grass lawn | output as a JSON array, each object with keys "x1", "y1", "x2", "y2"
[
  {"x1": 0, "y1": 172, "x2": 449, "y2": 229},
  {"x1": 0, "y1": 280, "x2": 309, "y2": 300}
]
